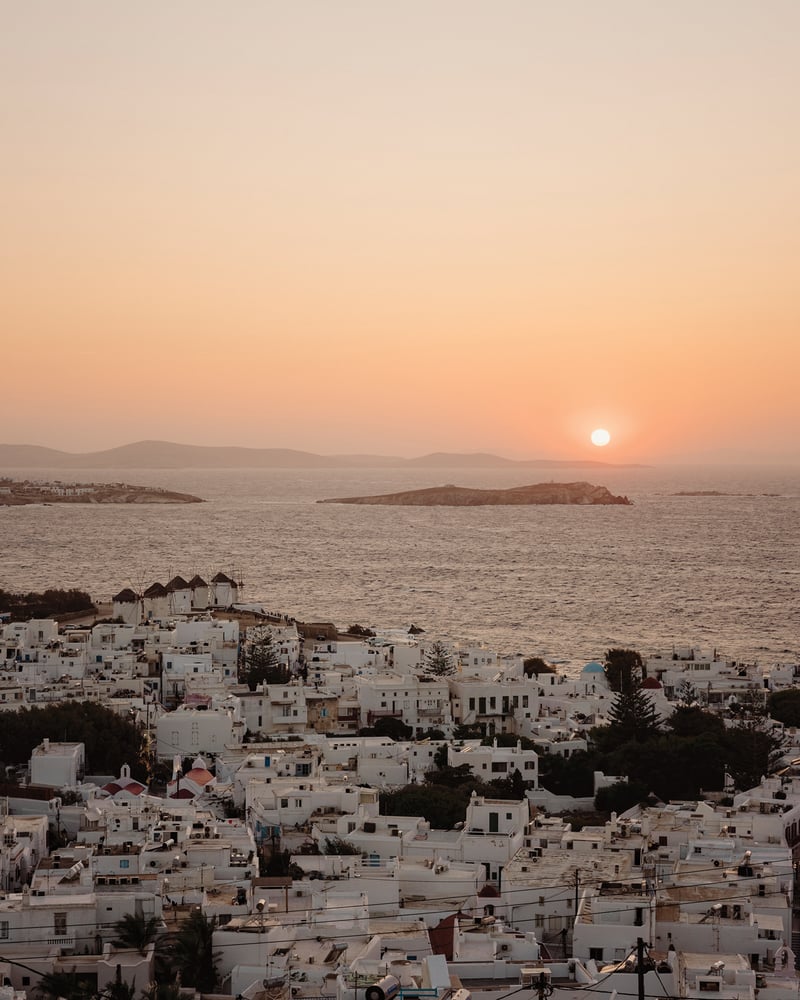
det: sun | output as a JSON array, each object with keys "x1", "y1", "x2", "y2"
[{"x1": 590, "y1": 428, "x2": 611, "y2": 447}]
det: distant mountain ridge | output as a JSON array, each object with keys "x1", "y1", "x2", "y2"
[{"x1": 0, "y1": 440, "x2": 647, "y2": 470}]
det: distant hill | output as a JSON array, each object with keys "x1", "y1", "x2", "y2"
[
  {"x1": 0, "y1": 440, "x2": 647, "y2": 470},
  {"x1": 319, "y1": 482, "x2": 633, "y2": 506}
]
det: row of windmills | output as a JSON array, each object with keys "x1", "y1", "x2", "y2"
[{"x1": 111, "y1": 572, "x2": 241, "y2": 624}]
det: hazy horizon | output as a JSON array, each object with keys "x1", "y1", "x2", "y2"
[
  {"x1": 2, "y1": 436, "x2": 799, "y2": 469},
  {"x1": 3, "y1": 2, "x2": 798, "y2": 465}
]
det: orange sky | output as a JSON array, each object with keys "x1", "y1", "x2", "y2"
[{"x1": 2, "y1": 1, "x2": 798, "y2": 463}]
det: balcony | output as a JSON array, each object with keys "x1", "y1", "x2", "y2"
[
  {"x1": 367, "y1": 710, "x2": 403, "y2": 726},
  {"x1": 47, "y1": 935, "x2": 76, "y2": 949}
]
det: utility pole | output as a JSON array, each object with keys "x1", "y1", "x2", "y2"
[
  {"x1": 572, "y1": 868, "x2": 580, "y2": 919},
  {"x1": 637, "y1": 937, "x2": 646, "y2": 1000},
  {"x1": 535, "y1": 973, "x2": 554, "y2": 1000}
]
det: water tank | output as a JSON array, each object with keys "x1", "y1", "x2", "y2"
[{"x1": 365, "y1": 975, "x2": 400, "y2": 1000}]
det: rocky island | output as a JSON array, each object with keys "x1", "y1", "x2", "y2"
[
  {"x1": 0, "y1": 479, "x2": 204, "y2": 505},
  {"x1": 319, "y1": 481, "x2": 632, "y2": 506}
]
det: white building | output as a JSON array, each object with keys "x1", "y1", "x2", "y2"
[{"x1": 30, "y1": 739, "x2": 85, "y2": 788}]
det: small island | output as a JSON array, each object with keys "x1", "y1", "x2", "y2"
[
  {"x1": 319, "y1": 481, "x2": 631, "y2": 506},
  {"x1": 0, "y1": 479, "x2": 204, "y2": 505}
]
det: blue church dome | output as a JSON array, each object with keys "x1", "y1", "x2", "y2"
[{"x1": 582, "y1": 660, "x2": 605, "y2": 673}]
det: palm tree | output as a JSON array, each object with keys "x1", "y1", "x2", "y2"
[
  {"x1": 169, "y1": 909, "x2": 219, "y2": 993},
  {"x1": 98, "y1": 971, "x2": 138, "y2": 1000},
  {"x1": 111, "y1": 913, "x2": 161, "y2": 956},
  {"x1": 139, "y1": 984, "x2": 182, "y2": 1000},
  {"x1": 35, "y1": 969, "x2": 95, "y2": 1000}
]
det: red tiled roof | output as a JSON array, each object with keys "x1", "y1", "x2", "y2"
[{"x1": 184, "y1": 768, "x2": 214, "y2": 784}]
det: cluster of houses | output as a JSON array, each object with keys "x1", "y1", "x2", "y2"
[{"x1": 0, "y1": 583, "x2": 799, "y2": 1000}]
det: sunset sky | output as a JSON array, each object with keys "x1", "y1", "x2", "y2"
[{"x1": 3, "y1": 1, "x2": 798, "y2": 464}]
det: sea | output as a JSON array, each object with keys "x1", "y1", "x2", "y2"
[{"x1": 1, "y1": 464, "x2": 798, "y2": 673}]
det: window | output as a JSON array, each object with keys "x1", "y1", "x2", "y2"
[
  {"x1": 491, "y1": 762, "x2": 508, "y2": 773},
  {"x1": 0, "y1": 921, "x2": 8, "y2": 939},
  {"x1": 589, "y1": 948, "x2": 603, "y2": 962},
  {"x1": 120, "y1": 859, "x2": 130, "y2": 869},
  {"x1": 469, "y1": 698, "x2": 475, "y2": 710},
  {"x1": 535, "y1": 914, "x2": 544, "y2": 928},
  {"x1": 280, "y1": 798, "x2": 289, "y2": 808},
  {"x1": 54, "y1": 912, "x2": 67, "y2": 936}
]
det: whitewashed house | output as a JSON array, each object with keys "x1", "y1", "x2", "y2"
[
  {"x1": 155, "y1": 705, "x2": 238, "y2": 759},
  {"x1": 30, "y1": 739, "x2": 85, "y2": 788},
  {"x1": 448, "y1": 739, "x2": 538, "y2": 789}
]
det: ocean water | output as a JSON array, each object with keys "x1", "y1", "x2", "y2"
[{"x1": 1, "y1": 464, "x2": 798, "y2": 670}]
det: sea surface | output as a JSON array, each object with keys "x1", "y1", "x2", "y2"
[{"x1": 1, "y1": 464, "x2": 798, "y2": 671}]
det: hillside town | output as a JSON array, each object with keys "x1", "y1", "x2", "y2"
[{"x1": 1, "y1": 574, "x2": 800, "y2": 1000}]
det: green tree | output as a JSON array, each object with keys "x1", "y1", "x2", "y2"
[
  {"x1": 0, "y1": 587, "x2": 95, "y2": 621},
  {"x1": 0, "y1": 703, "x2": 144, "y2": 779},
  {"x1": 240, "y1": 628, "x2": 288, "y2": 691},
  {"x1": 139, "y1": 984, "x2": 182, "y2": 1000},
  {"x1": 537, "y1": 750, "x2": 595, "y2": 797},
  {"x1": 676, "y1": 679, "x2": 699, "y2": 706},
  {"x1": 346, "y1": 624, "x2": 376, "y2": 637},
  {"x1": 169, "y1": 910, "x2": 219, "y2": 993},
  {"x1": 112, "y1": 913, "x2": 161, "y2": 955},
  {"x1": 724, "y1": 687, "x2": 786, "y2": 790},
  {"x1": 372, "y1": 716, "x2": 413, "y2": 741},
  {"x1": 594, "y1": 685, "x2": 660, "y2": 751},
  {"x1": 423, "y1": 641, "x2": 455, "y2": 677},
  {"x1": 767, "y1": 690, "x2": 800, "y2": 728},
  {"x1": 595, "y1": 779, "x2": 648, "y2": 813},
  {"x1": 667, "y1": 705, "x2": 726, "y2": 738},
  {"x1": 423, "y1": 763, "x2": 476, "y2": 787},
  {"x1": 523, "y1": 656, "x2": 555, "y2": 677},
  {"x1": 418, "y1": 728, "x2": 445, "y2": 741},
  {"x1": 381, "y1": 782, "x2": 476, "y2": 829},
  {"x1": 98, "y1": 970, "x2": 138, "y2": 1000},
  {"x1": 603, "y1": 648, "x2": 645, "y2": 693},
  {"x1": 35, "y1": 970, "x2": 96, "y2": 1000},
  {"x1": 324, "y1": 836, "x2": 362, "y2": 855}
]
